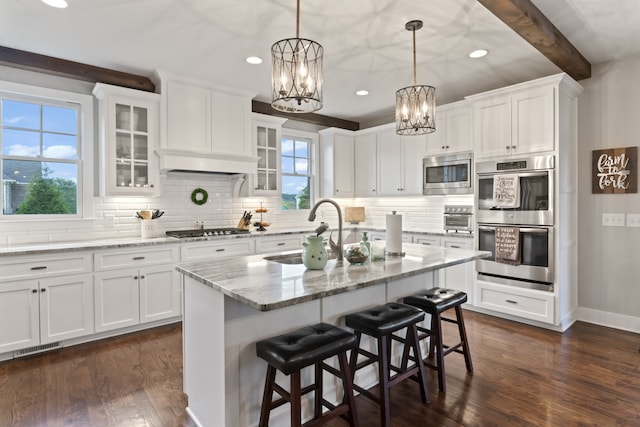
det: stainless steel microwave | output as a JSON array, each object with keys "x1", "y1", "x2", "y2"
[{"x1": 423, "y1": 153, "x2": 473, "y2": 195}]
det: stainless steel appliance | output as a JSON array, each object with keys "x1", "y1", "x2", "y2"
[
  {"x1": 476, "y1": 224, "x2": 554, "y2": 291},
  {"x1": 166, "y1": 228, "x2": 250, "y2": 238},
  {"x1": 443, "y1": 205, "x2": 473, "y2": 233},
  {"x1": 423, "y1": 153, "x2": 473, "y2": 195},
  {"x1": 476, "y1": 155, "x2": 554, "y2": 225}
]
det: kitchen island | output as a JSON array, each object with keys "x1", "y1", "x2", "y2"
[{"x1": 176, "y1": 242, "x2": 489, "y2": 427}]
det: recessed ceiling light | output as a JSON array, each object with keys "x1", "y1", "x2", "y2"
[
  {"x1": 469, "y1": 49, "x2": 488, "y2": 59},
  {"x1": 41, "y1": 0, "x2": 68, "y2": 8},
  {"x1": 355, "y1": 90, "x2": 369, "y2": 96},
  {"x1": 246, "y1": 56, "x2": 263, "y2": 65}
]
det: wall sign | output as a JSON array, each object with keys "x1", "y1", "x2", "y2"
[{"x1": 592, "y1": 146, "x2": 637, "y2": 194}]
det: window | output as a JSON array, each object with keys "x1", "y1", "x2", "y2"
[
  {"x1": 0, "y1": 81, "x2": 92, "y2": 219},
  {"x1": 281, "y1": 132, "x2": 316, "y2": 210}
]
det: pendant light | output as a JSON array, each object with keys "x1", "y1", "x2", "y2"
[
  {"x1": 395, "y1": 20, "x2": 436, "y2": 135},
  {"x1": 271, "y1": 0, "x2": 323, "y2": 113}
]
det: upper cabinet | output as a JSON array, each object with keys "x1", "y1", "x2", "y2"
[
  {"x1": 354, "y1": 132, "x2": 378, "y2": 197},
  {"x1": 425, "y1": 100, "x2": 473, "y2": 156},
  {"x1": 93, "y1": 83, "x2": 160, "y2": 196},
  {"x1": 319, "y1": 128, "x2": 355, "y2": 198},
  {"x1": 249, "y1": 113, "x2": 287, "y2": 196},
  {"x1": 152, "y1": 71, "x2": 257, "y2": 174},
  {"x1": 470, "y1": 80, "x2": 556, "y2": 159},
  {"x1": 376, "y1": 126, "x2": 425, "y2": 196}
]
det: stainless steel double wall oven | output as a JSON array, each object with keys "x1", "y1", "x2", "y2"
[{"x1": 475, "y1": 155, "x2": 555, "y2": 291}]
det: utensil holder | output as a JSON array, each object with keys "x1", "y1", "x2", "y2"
[{"x1": 141, "y1": 219, "x2": 156, "y2": 238}]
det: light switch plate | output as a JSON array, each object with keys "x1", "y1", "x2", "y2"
[{"x1": 602, "y1": 213, "x2": 625, "y2": 227}]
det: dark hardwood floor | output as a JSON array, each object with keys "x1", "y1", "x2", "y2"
[{"x1": 1, "y1": 311, "x2": 639, "y2": 427}]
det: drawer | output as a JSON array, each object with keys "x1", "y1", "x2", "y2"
[
  {"x1": 442, "y1": 237, "x2": 471, "y2": 250},
  {"x1": 0, "y1": 252, "x2": 92, "y2": 282},
  {"x1": 255, "y1": 236, "x2": 303, "y2": 254},
  {"x1": 369, "y1": 232, "x2": 413, "y2": 243},
  {"x1": 95, "y1": 246, "x2": 179, "y2": 271},
  {"x1": 181, "y1": 239, "x2": 253, "y2": 261},
  {"x1": 476, "y1": 280, "x2": 554, "y2": 324},
  {"x1": 415, "y1": 236, "x2": 441, "y2": 246}
]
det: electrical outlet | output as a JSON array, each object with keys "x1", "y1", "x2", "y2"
[
  {"x1": 627, "y1": 214, "x2": 640, "y2": 227},
  {"x1": 602, "y1": 213, "x2": 625, "y2": 227}
]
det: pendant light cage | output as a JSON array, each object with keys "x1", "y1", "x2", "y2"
[
  {"x1": 271, "y1": 38, "x2": 324, "y2": 113},
  {"x1": 395, "y1": 84, "x2": 436, "y2": 135},
  {"x1": 395, "y1": 20, "x2": 436, "y2": 135}
]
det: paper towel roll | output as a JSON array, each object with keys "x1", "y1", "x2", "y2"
[{"x1": 385, "y1": 212, "x2": 403, "y2": 255}]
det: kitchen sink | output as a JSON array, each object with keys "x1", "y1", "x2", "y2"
[{"x1": 263, "y1": 251, "x2": 337, "y2": 265}]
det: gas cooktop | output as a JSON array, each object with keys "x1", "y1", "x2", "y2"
[{"x1": 166, "y1": 228, "x2": 250, "y2": 238}]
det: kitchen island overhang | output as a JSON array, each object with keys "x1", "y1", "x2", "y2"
[{"x1": 177, "y1": 243, "x2": 490, "y2": 427}]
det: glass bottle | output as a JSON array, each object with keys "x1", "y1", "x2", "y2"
[{"x1": 359, "y1": 231, "x2": 371, "y2": 259}]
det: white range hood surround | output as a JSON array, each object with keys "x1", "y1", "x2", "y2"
[{"x1": 157, "y1": 148, "x2": 258, "y2": 175}]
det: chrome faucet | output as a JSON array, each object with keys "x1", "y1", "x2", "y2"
[{"x1": 308, "y1": 198, "x2": 343, "y2": 261}]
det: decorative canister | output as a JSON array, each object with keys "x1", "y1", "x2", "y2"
[{"x1": 302, "y1": 235, "x2": 328, "y2": 270}]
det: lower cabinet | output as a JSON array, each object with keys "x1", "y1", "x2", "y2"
[
  {"x1": 94, "y1": 246, "x2": 181, "y2": 333},
  {"x1": 440, "y1": 236, "x2": 474, "y2": 304},
  {"x1": 0, "y1": 274, "x2": 94, "y2": 354},
  {"x1": 475, "y1": 279, "x2": 554, "y2": 324}
]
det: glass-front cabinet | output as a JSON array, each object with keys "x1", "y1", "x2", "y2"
[
  {"x1": 93, "y1": 83, "x2": 160, "y2": 196},
  {"x1": 251, "y1": 114, "x2": 286, "y2": 195}
]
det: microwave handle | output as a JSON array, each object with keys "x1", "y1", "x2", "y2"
[{"x1": 478, "y1": 225, "x2": 549, "y2": 234}]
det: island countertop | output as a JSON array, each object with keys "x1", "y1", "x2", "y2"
[{"x1": 176, "y1": 242, "x2": 490, "y2": 311}]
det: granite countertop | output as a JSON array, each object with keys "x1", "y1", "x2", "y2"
[{"x1": 176, "y1": 242, "x2": 490, "y2": 312}]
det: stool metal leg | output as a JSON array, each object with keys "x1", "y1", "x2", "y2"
[{"x1": 259, "y1": 365, "x2": 276, "y2": 427}]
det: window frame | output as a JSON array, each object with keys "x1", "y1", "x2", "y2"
[
  {"x1": 280, "y1": 129, "x2": 318, "y2": 212},
  {"x1": 0, "y1": 80, "x2": 94, "y2": 221}
]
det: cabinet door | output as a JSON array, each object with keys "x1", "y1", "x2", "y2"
[
  {"x1": 139, "y1": 265, "x2": 181, "y2": 324},
  {"x1": 0, "y1": 280, "x2": 39, "y2": 353},
  {"x1": 354, "y1": 133, "x2": 378, "y2": 197},
  {"x1": 333, "y1": 134, "x2": 355, "y2": 197},
  {"x1": 441, "y1": 237, "x2": 473, "y2": 303},
  {"x1": 402, "y1": 135, "x2": 426, "y2": 195},
  {"x1": 254, "y1": 122, "x2": 280, "y2": 194},
  {"x1": 94, "y1": 268, "x2": 140, "y2": 332},
  {"x1": 446, "y1": 106, "x2": 473, "y2": 153},
  {"x1": 512, "y1": 86, "x2": 555, "y2": 155},
  {"x1": 425, "y1": 113, "x2": 447, "y2": 155},
  {"x1": 212, "y1": 91, "x2": 250, "y2": 157},
  {"x1": 377, "y1": 129, "x2": 404, "y2": 195},
  {"x1": 474, "y1": 95, "x2": 512, "y2": 159},
  {"x1": 39, "y1": 274, "x2": 94, "y2": 344},
  {"x1": 166, "y1": 81, "x2": 211, "y2": 152}
]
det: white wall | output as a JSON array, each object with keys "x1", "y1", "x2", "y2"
[{"x1": 576, "y1": 52, "x2": 640, "y2": 331}]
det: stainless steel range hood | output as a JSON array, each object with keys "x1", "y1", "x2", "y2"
[{"x1": 157, "y1": 148, "x2": 258, "y2": 174}]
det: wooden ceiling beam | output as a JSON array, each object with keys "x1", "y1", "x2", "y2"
[
  {"x1": 477, "y1": 0, "x2": 591, "y2": 80},
  {"x1": 252, "y1": 100, "x2": 360, "y2": 131},
  {"x1": 0, "y1": 46, "x2": 155, "y2": 92}
]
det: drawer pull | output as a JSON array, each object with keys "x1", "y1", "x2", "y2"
[
  {"x1": 505, "y1": 299, "x2": 518, "y2": 304},
  {"x1": 277, "y1": 242, "x2": 286, "y2": 246},
  {"x1": 216, "y1": 248, "x2": 225, "y2": 252},
  {"x1": 421, "y1": 242, "x2": 432, "y2": 245},
  {"x1": 133, "y1": 256, "x2": 145, "y2": 260},
  {"x1": 450, "y1": 245, "x2": 461, "y2": 249},
  {"x1": 30, "y1": 266, "x2": 47, "y2": 270}
]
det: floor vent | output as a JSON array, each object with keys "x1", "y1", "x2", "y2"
[{"x1": 14, "y1": 342, "x2": 61, "y2": 358}]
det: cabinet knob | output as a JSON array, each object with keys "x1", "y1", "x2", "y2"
[
  {"x1": 372, "y1": 189, "x2": 376, "y2": 192},
  {"x1": 505, "y1": 146, "x2": 510, "y2": 150},
  {"x1": 336, "y1": 189, "x2": 339, "y2": 192},
  {"x1": 441, "y1": 146, "x2": 445, "y2": 149},
  {"x1": 32, "y1": 289, "x2": 38, "y2": 293},
  {"x1": 140, "y1": 275, "x2": 145, "y2": 279},
  {"x1": 446, "y1": 145, "x2": 450, "y2": 149},
  {"x1": 40, "y1": 288, "x2": 46, "y2": 293},
  {"x1": 150, "y1": 184, "x2": 154, "y2": 188},
  {"x1": 134, "y1": 276, "x2": 138, "y2": 280},
  {"x1": 511, "y1": 145, "x2": 516, "y2": 149}
]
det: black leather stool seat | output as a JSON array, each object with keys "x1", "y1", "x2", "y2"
[
  {"x1": 403, "y1": 287, "x2": 472, "y2": 393},
  {"x1": 256, "y1": 323, "x2": 357, "y2": 375},
  {"x1": 256, "y1": 322, "x2": 359, "y2": 427},
  {"x1": 345, "y1": 302, "x2": 425, "y2": 336},
  {"x1": 403, "y1": 287, "x2": 468, "y2": 314}
]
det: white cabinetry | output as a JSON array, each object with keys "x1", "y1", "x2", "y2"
[
  {"x1": 440, "y1": 236, "x2": 474, "y2": 303},
  {"x1": 255, "y1": 234, "x2": 305, "y2": 254},
  {"x1": 425, "y1": 101, "x2": 473, "y2": 156},
  {"x1": 319, "y1": 128, "x2": 355, "y2": 198},
  {"x1": 93, "y1": 83, "x2": 160, "y2": 196},
  {"x1": 250, "y1": 114, "x2": 287, "y2": 195},
  {"x1": 476, "y1": 279, "x2": 554, "y2": 324},
  {"x1": 471, "y1": 83, "x2": 554, "y2": 159},
  {"x1": 0, "y1": 253, "x2": 94, "y2": 354},
  {"x1": 181, "y1": 239, "x2": 254, "y2": 261},
  {"x1": 376, "y1": 127, "x2": 425, "y2": 196},
  {"x1": 354, "y1": 132, "x2": 378, "y2": 197},
  {"x1": 94, "y1": 246, "x2": 180, "y2": 333}
]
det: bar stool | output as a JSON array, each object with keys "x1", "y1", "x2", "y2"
[
  {"x1": 403, "y1": 287, "x2": 473, "y2": 392},
  {"x1": 345, "y1": 302, "x2": 429, "y2": 427},
  {"x1": 255, "y1": 322, "x2": 359, "y2": 427}
]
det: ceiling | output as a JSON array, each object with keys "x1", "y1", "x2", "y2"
[{"x1": 2, "y1": 0, "x2": 640, "y2": 127}]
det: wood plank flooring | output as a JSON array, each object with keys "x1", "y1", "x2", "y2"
[{"x1": 1, "y1": 311, "x2": 639, "y2": 426}]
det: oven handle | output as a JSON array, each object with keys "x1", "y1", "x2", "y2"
[
  {"x1": 477, "y1": 225, "x2": 549, "y2": 234},
  {"x1": 477, "y1": 171, "x2": 549, "y2": 179}
]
